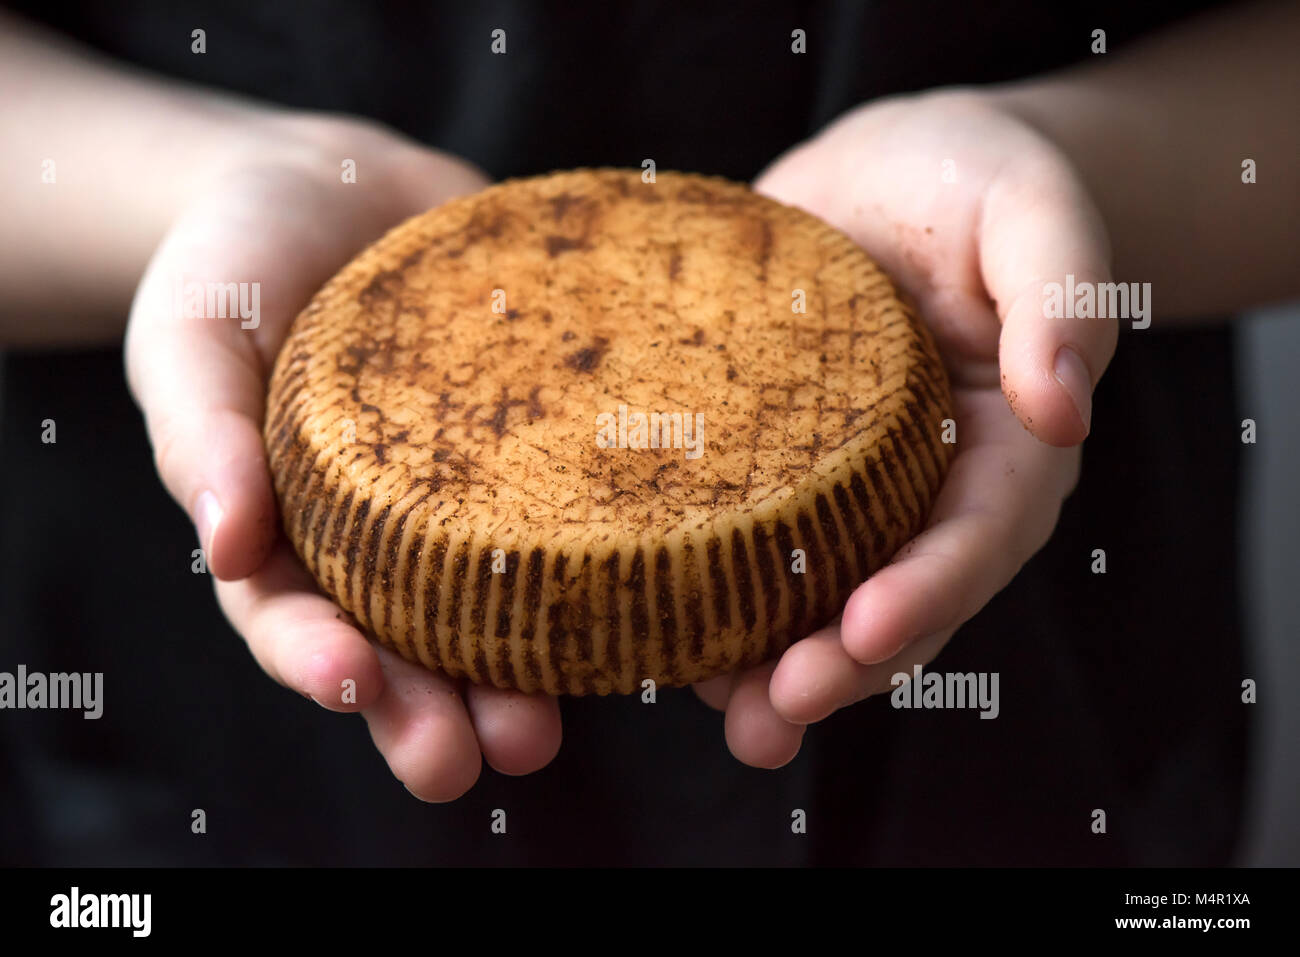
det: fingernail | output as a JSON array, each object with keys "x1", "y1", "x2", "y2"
[
  {"x1": 194, "y1": 490, "x2": 223, "y2": 557},
  {"x1": 1053, "y1": 345, "x2": 1092, "y2": 435}
]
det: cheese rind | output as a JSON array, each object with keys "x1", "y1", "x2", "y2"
[{"x1": 264, "y1": 169, "x2": 954, "y2": 695}]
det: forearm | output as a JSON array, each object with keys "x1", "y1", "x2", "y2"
[
  {"x1": 0, "y1": 13, "x2": 340, "y2": 345},
  {"x1": 990, "y1": 0, "x2": 1299, "y2": 320}
]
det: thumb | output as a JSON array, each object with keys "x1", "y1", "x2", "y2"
[
  {"x1": 123, "y1": 174, "x2": 336, "y2": 582},
  {"x1": 979, "y1": 159, "x2": 1119, "y2": 446},
  {"x1": 124, "y1": 224, "x2": 278, "y2": 582}
]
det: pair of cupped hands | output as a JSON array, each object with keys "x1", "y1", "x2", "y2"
[{"x1": 126, "y1": 90, "x2": 1116, "y2": 800}]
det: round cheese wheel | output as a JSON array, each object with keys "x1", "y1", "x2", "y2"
[{"x1": 265, "y1": 169, "x2": 954, "y2": 695}]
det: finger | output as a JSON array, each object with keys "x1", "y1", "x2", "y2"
[
  {"x1": 769, "y1": 622, "x2": 876, "y2": 724},
  {"x1": 361, "y1": 647, "x2": 483, "y2": 802},
  {"x1": 723, "y1": 663, "x2": 805, "y2": 769},
  {"x1": 221, "y1": 540, "x2": 483, "y2": 800},
  {"x1": 125, "y1": 221, "x2": 279, "y2": 581},
  {"x1": 980, "y1": 157, "x2": 1118, "y2": 446},
  {"x1": 125, "y1": 324, "x2": 274, "y2": 581},
  {"x1": 213, "y1": 540, "x2": 385, "y2": 710},
  {"x1": 771, "y1": 625, "x2": 952, "y2": 724},
  {"x1": 692, "y1": 674, "x2": 731, "y2": 711},
  {"x1": 464, "y1": 685, "x2": 563, "y2": 776},
  {"x1": 840, "y1": 389, "x2": 1078, "y2": 665}
]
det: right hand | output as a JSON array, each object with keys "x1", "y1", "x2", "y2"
[{"x1": 126, "y1": 116, "x2": 562, "y2": 800}]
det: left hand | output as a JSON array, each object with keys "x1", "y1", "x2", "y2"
[{"x1": 694, "y1": 89, "x2": 1116, "y2": 766}]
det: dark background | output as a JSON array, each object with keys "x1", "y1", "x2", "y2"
[{"x1": 0, "y1": 0, "x2": 1252, "y2": 865}]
